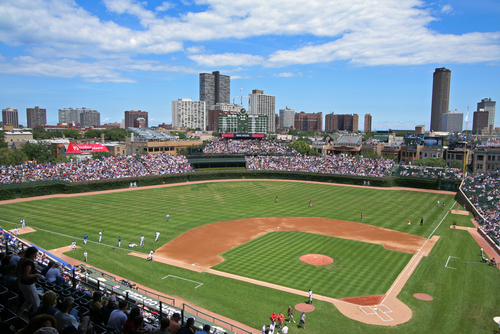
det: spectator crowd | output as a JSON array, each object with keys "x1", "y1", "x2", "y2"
[
  {"x1": 0, "y1": 154, "x2": 194, "y2": 184},
  {"x1": 203, "y1": 138, "x2": 297, "y2": 155},
  {"x1": 396, "y1": 165, "x2": 462, "y2": 180},
  {"x1": 461, "y1": 171, "x2": 500, "y2": 243},
  {"x1": 246, "y1": 154, "x2": 395, "y2": 177}
]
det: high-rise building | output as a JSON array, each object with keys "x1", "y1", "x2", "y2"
[
  {"x1": 364, "y1": 114, "x2": 372, "y2": 133},
  {"x1": 59, "y1": 108, "x2": 96, "y2": 124},
  {"x1": 2, "y1": 107, "x2": 19, "y2": 128},
  {"x1": 80, "y1": 110, "x2": 101, "y2": 128},
  {"x1": 199, "y1": 71, "x2": 230, "y2": 110},
  {"x1": 172, "y1": 98, "x2": 206, "y2": 130},
  {"x1": 279, "y1": 107, "x2": 295, "y2": 129},
  {"x1": 26, "y1": 106, "x2": 47, "y2": 128},
  {"x1": 207, "y1": 103, "x2": 241, "y2": 131},
  {"x1": 325, "y1": 113, "x2": 334, "y2": 132},
  {"x1": 430, "y1": 67, "x2": 451, "y2": 132},
  {"x1": 294, "y1": 112, "x2": 323, "y2": 131},
  {"x1": 124, "y1": 110, "x2": 148, "y2": 129},
  {"x1": 477, "y1": 98, "x2": 496, "y2": 130},
  {"x1": 249, "y1": 89, "x2": 276, "y2": 132},
  {"x1": 333, "y1": 114, "x2": 359, "y2": 132},
  {"x1": 473, "y1": 111, "x2": 489, "y2": 133},
  {"x1": 441, "y1": 109, "x2": 463, "y2": 133}
]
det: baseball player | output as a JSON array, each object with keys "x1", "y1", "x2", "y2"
[
  {"x1": 308, "y1": 289, "x2": 313, "y2": 304},
  {"x1": 99, "y1": 230, "x2": 102, "y2": 242},
  {"x1": 140, "y1": 235, "x2": 145, "y2": 247},
  {"x1": 275, "y1": 196, "x2": 278, "y2": 203},
  {"x1": 20, "y1": 219, "x2": 25, "y2": 229},
  {"x1": 84, "y1": 234, "x2": 88, "y2": 245},
  {"x1": 155, "y1": 231, "x2": 160, "y2": 242},
  {"x1": 118, "y1": 236, "x2": 121, "y2": 247},
  {"x1": 147, "y1": 249, "x2": 154, "y2": 261},
  {"x1": 84, "y1": 250, "x2": 88, "y2": 262},
  {"x1": 71, "y1": 240, "x2": 76, "y2": 249},
  {"x1": 166, "y1": 214, "x2": 169, "y2": 222}
]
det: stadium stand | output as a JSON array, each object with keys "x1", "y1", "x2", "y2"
[
  {"x1": 0, "y1": 229, "x2": 243, "y2": 334},
  {"x1": 395, "y1": 165, "x2": 462, "y2": 180}
]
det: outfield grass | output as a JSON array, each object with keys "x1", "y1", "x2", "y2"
[
  {"x1": 214, "y1": 231, "x2": 412, "y2": 298},
  {"x1": 0, "y1": 180, "x2": 498, "y2": 333}
]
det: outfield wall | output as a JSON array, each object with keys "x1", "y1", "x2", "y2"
[{"x1": 0, "y1": 171, "x2": 460, "y2": 201}]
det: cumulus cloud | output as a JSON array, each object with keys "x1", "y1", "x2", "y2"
[
  {"x1": 274, "y1": 72, "x2": 303, "y2": 77},
  {"x1": 0, "y1": 0, "x2": 498, "y2": 81},
  {"x1": 103, "y1": 117, "x2": 111, "y2": 122},
  {"x1": 188, "y1": 53, "x2": 264, "y2": 66}
]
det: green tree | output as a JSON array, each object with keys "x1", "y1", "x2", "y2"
[
  {"x1": 288, "y1": 129, "x2": 299, "y2": 136},
  {"x1": 63, "y1": 129, "x2": 80, "y2": 138},
  {"x1": 20, "y1": 141, "x2": 55, "y2": 163},
  {"x1": 0, "y1": 131, "x2": 7, "y2": 149},
  {"x1": 0, "y1": 148, "x2": 28, "y2": 166},
  {"x1": 211, "y1": 131, "x2": 220, "y2": 137},
  {"x1": 84, "y1": 129, "x2": 103, "y2": 139},
  {"x1": 105, "y1": 128, "x2": 127, "y2": 141},
  {"x1": 288, "y1": 140, "x2": 319, "y2": 156},
  {"x1": 172, "y1": 131, "x2": 187, "y2": 140}
]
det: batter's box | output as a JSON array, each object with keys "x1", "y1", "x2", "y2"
[
  {"x1": 374, "y1": 304, "x2": 392, "y2": 313},
  {"x1": 360, "y1": 306, "x2": 376, "y2": 315}
]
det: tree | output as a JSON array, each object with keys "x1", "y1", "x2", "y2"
[
  {"x1": 105, "y1": 128, "x2": 127, "y2": 141},
  {"x1": 288, "y1": 140, "x2": 319, "y2": 156},
  {"x1": 288, "y1": 129, "x2": 299, "y2": 136},
  {"x1": 20, "y1": 141, "x2": 55, "y2": 163},
  {"x1": 63, "y1": 129, "x2": 80, "y2": 138},
  {"x1": 84, "y1": 129, "x2": 103, "y2": 139},
  {"x1": 0, "y1": 131, "x2": 7, "y2": 149},
  {"x1": 0, "y1": 148, "x2": 28, "y2": 166},
  {"x1": 211, "y1": 131, "x2": 220, "y2": 137}
]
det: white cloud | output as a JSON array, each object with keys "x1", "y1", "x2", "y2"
[
  {"x1": 155, "y1": 2, "x2": 173, "y2": 12},
  {"x1": 441, "y1": 4, "x2": 453, "y2": 14},
  {"x1": 274, "y1": 72, "x2": 303, "y2": 77},
  {"x1": 103, "y1": 117, "x2": 111, "y2": 122},
  {"x1": 188, "y1": 53, "x2": 264, "y2": 66},
  {"x1": 0, "y1": 0, "x2": 498, "y2": 81}
]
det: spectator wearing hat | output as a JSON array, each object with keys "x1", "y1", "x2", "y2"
[
  {"x1": 167, "y1": 313, "x2": 181, "y2": 334},
  {"x1": 195, "y1": 324, "x2": 210, "y2": 334},
  {"x1": 151, "y1": 317, "x2": 171, "y2": 334}
]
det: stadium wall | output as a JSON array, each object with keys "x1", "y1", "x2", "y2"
[{"x1": 0, "y1": 171, "x2": 458, "y2": 201}]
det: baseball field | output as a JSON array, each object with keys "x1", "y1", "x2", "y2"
[{"x1": 0, "y1": 180, "x2": 499, "y2": 333}]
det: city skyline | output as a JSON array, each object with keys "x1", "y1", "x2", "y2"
[{"x1": 0, "y1": 0, "x2": 499, "y2": 130}]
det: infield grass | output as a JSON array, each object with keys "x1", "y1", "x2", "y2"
[{"x1": 0, "y1": 180, "x2": 498, "y2": 333}]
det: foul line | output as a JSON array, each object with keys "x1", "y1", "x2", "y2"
[
  {"x1": 162, "y1": 275, "x2": 203, "y2": 289},
  {"x1": 445, "y1": 256, "x2": 459, "y2": 270}
]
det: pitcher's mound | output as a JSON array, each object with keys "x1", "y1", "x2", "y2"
[
  {"x1": 414, "y1": 293, "x2": 433, "y2": 301},
  {"x1": 300, "y1": 254, "x2": 333, "y2": 265},
  {"x1": 295, "y1": 303, "x2": 315, "y2": 312}
]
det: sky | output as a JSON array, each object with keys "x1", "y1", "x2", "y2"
[{"x1": 0, "y1": 0, "x2": 499, "y2": 131}]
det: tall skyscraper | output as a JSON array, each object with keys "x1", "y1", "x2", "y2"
[
  {"x1": 364, "y1": 114, "x2": 372, "y2": 133},
  {"x1": 279, "y1": 106, "x2": 295, "y2": 128},
  {"x1": 477, "y1": 98, "x2": 496, "y2": 130},
  {"x1": 26, "y1": 106, "x2": 47, "y2": 128},
  {"x1": 124, "y1": 110, "x2": 148, "y2": 129},
  {"x1": 80, "y1": 110, "x2": 101, "y2": 128},
  {"x1": 199, "y1": 71, "x2": 230, "y2": 110},
  {"x1": 2, "y1": 107, "x2": 19, "y2": 128},
  {"x1": 172, "y1": 98, "x2": 207, "y2": 130},
  {"x1": 294, "y1": 112, "x2": 323, "y2": 131},
  {"x1": 249, "y1": 89, "x2": 276, "y2": 132},
  {"x1": 473, "y1": 111, "x2": 489, "y2": 133},
  {"x1": 430, "y1": 67, "x2": 451, "y2": 132}
]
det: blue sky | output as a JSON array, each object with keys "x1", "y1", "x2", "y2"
[{"x1": 0, "y1": 0, "x2": 499, "y2": 130}]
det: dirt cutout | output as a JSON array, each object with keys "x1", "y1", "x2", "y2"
[{"x1": 300, "y1": 254, "x2": 334, "y2": 265}]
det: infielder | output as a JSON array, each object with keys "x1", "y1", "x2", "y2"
[
  {"x1": 84, "y1": 250, "x2": 88, "y2": 262},
  {"x1": 155, "y1": 231, "x2": 160, "y2": 242},
  {"x1": 166, "y1": 214, "x2": 169, "y2": 222},
  {"x1": 20, "y1": 219, "x2": 25, "y2": 229},
  {"x1": 84, "y1": 234, "x2": 88, "y2": 245},
  {"x1": 140, "y1": 235, "x2": 145, "y2": 247},
  {"x1": 99, "y1": 230, "x2": 102, "y2": 242},
  {"x1": 147, "y1": 249, "x2": 154, "y2": 261},
  {"x1": 118, "y1": 236, "x2": 121, "y2": 247}
]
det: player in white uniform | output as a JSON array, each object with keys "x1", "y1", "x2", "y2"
[
  {"x1": 84, "y1": 250, "x2": 88, "y2": 262},
  {"x1": 140, "y1": 235, "x2": 145, "y2": 247},
  {"x1": 166, "y1": 214, "x2": 169, "y2": 222},
  {"x1": 99, "y1": 230, "x2": 102, "y2": 242},
  {"x1": 21, "y1": 219, "x2": 25, "y2": 229},
  {"x1": 147, "y1": 249, "x2": 154, "y2": 261},
  {"x1": 308, "y1": 289, "x2": 313, "y2": 304},
  {"x1": 71, "y1": 240, "x2": 76, "y2": 249},
  {"x1": 155, "y1": 231, "x2": 160, "y2": 242}
]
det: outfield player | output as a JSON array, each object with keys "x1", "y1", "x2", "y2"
[
  {"x1": 166, "y1": 214, "x2": 169, "y2": 222},
  {"x1": 155, "y1": 231, "x2": 160, "y2": 242},
  {"x1": 99, "y1": 230, "x2": 102, "y2": 242},
  {"x1": 309, "y1": 200, "x2": 312, "y2": 207},
  {"x1": 84, "y1": 250, "x2": 87, "y2": 262},
  {"x1": 84, "y1": 234, "x2": 88, "y2": 245},
  {"x1": 20, "y1": 219, "x2": 25, "y2": 229},
  {"x1": 118, "y1": 236, "x2": 121, "y2": 247},
  {"x1": 308, "y1": 289, "x2": 313, "y2": 304},
  {"x1": 129, "y1": 243, "x2": 138, "y2": 248},
  {"x1": 140, "y1": 235, "x2": 145, "y2": 247},
  {"x1": 275, "y1": 196, "x2": 278, "y2": 203},
  {"x1": 147, "y1": 249, "x2": 154, "y2": 261},
  {"x1": 360, "y1": 213, "x2": 364, "y2": 220},
  {"x1": 420, "y1": 218, "x2": 424, "y2": 226}
]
